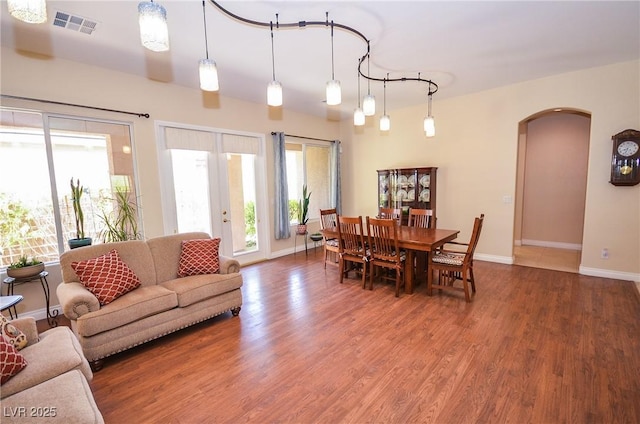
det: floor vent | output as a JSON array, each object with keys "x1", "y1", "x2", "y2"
[{"x1": 53, "y1": 11, "x2": 98, "y2": 35}]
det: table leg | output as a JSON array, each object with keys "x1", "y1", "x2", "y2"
[
  {"x1": 38, "y1": 274, "x2": 58, "y2": 327},
  {"x1": 404, "y1": 250, "x2": 415, "y2": 294},
  {"x1": 427, "y1": 252, "x2": 433, "y2": 296}
]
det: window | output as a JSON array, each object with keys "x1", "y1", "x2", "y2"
[
  {"x1": 285, "y1": 141, "x2": 332, "y2": 224},
  {"x1": 0, "y1": 108, "x2": 138, "y2": 267}
]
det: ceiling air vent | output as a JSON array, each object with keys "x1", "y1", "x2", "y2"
[{"x1": 53, "y1": 11, "x2": 98, "y2": 35}]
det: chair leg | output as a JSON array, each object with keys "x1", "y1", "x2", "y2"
[
  {"x1": 395, "y1": 268, "x2": 401, "y2": 297},
  {"x1": 360, "y1": 261, "x2": 367, "y2": 289},
  {"x1": 462, "y1": 270, "x2": 471, "y2": 302},
  {"x1": 469, "y1": 265, "x2": 476, "y2": 293},
  {"x1": 339, "y1": 257, "x2": 345, "y2": 284},
  {"x1": 368, "y1": 262, "x2": 374, "y2": 290},
  {"x1": 324, "y1": 248, "x2": 328, "y2": 269}
]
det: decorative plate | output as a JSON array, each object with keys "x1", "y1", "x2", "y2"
[
  {"x1": 419, "y1": 189, "x2": 430, "y2": 202},
  {"x1": 419, "y1": 174, "x2": 430, "y2": 188},
  {"x1": 396, "y1": 189, "x2": 407, "y2": 201}
]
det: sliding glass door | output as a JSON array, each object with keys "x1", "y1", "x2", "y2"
[{"x1": 158, "y1": 124, "x2": 268, "y2": 264}]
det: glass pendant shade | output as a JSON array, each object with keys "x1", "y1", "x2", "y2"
[
  {"x1": 8, "y1": 0, "x2": 47, "y2": 24},
  {"x1": 424, "y1": 116, "x2": 436, "y2": 137},
  {"x1": 363, "y1": 94, "x2": 376, "y2": 116},
  {"x1": 380, "y1": 114, "x2": 391, "y2": 131},
  {"x1": 354, "y1": 108, "x2": 365, "y2": 126},
  {"x1": 326, "y1": 80, "x2": 341, "y2": 106},
  {"x1": 199, "y1": 59, "x2": 219, "y2": 91},
  {"x1": 267, "y1": 80, "x2": 283, "y2": 106},
  {"x1": 138, "y1": 1, "x2": 170, "y2": 52}
]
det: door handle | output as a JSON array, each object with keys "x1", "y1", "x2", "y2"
[{"x1": 223, "y1": 219, "x2": 229, "y2": 223}]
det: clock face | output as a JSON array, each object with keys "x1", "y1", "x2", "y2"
[{"x1": 617, "y1": 140, "x2": 639, "y2": 157}]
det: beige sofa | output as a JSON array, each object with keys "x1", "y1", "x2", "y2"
[
  {"x1": 56, "y1": 232, "x2": 243, "y2": 370},
  {"x1": 1, "y1": 317, "x2": 104, "y2": 424}
]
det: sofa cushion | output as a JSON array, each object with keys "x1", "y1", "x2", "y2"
[
  {"x1": 161, "y1": 272, "x2": 243, "y2": 307},
  {"x1": 1, "y1": 336, "x2": 27, "y2": 385},
  {"x1": 76, "y1": 285, "x2": 178, "y2": 337},
  {"x1": 178, "y1": 238, "x2": 221, "y2": 277},
  {"x1": 71, "y1": 249, "x2": 141, "y2": 305},
  {"x1": 1, "y1": 315, "x2": 28, "y2": 350},
  {"x1": 0, "y1": 327, "x2": 92, "y2": 399},
  {"x1": 2, "y1": 369, "x2": 104, "y2": 424}
]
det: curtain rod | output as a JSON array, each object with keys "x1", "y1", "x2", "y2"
[
  {"x1": 1, "y1": 94, "x2": 150, "y2": 118},
  {"x1": 272, "y1": 132, "x2": 336, "y2": 143}
]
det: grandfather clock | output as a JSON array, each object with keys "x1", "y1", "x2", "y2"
[{"x1": 610, "y1": 129, "x2": 640, "y2": 186}]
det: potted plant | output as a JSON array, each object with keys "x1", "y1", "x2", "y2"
[
  {"x1": 99, "y1": 186, "x2": 141, "y2": 242},
  {"x1": 296, "y1": 184, "x2": 311, "y2": 235},
  {"x1": 7, "y1": 255, "x2": 44, "y2": 279},
  {"x1": 68, "y1": 178, "x2": 92, "y2": 249}
]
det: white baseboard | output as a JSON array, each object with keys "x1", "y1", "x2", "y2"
[
  {"x1": 579, "y1": 266, "x2": 640, "y2": 283},
  {"x1": 15, "y1": 305, "x2": 62, "y2": 322},
  {"x1": 475, "y1": 253, "x2": 513, "y2": 265},
  {"x1": 514, "y1": 239, "x2": 522, "y2": 247},
  {"x1": 521, "y1": 239, "x2": 582, "y2": 250}
]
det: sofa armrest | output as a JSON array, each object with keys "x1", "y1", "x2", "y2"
[
  {"x1": 9, "y1": 317, "x2": 39, "y2": 345},
  {"x1": 56, "y1": 282, "x2": 101, "y2": 320},
  {"x1": 219, "y1": 255, "x2": 240, "y2": 274}
]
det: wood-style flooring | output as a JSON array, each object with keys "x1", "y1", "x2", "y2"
[{"x1": 69, "y1": 251, "x2": 640, "y2": 423}]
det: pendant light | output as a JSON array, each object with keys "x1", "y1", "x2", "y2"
[
  {"x1": 380, "y1": 75, "x2": 390, "y2": 131},
  {"x1": 362, "y1": 54, "x2": 376, "y2": 116},
  {"x1": 7, "y1": 0, "x2": 47, "y2": 24},
  {"x1": 267, "y1": 20, "x2": 283, "y2": 106},
  {"x1": 423, "y1": 90, "x2": 435, "y2": 137},
  {"x1": 326, "y1": 20, "x2": 341, "y2": 106},
  {"x1": 354, "y1": 62, "x2": 365, "y2": 126},
  {"x1": 138, "y1": 0, "x2": 170, "y2": 52},
  {"x1": 199, "y1": 0, "x2": 219, "y2": 91}
]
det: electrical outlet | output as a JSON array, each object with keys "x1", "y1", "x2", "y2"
[{"x1": 601, "y1": 248, "x2": 609, "y2": 259}]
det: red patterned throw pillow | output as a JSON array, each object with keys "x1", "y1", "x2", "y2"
[
  {"x1": 1, "y1": 335, "x2": 27, "y2": 385},
  {"x1": 71, "y1": 249, "x2": 141, "y2": 305},
  {"x1": 178, "y1": 238, "x2": 221, "y2": 277}
]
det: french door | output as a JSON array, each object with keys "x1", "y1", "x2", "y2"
[{"x1": 158, "y1": 123, "x2": 268, "y2": 265}]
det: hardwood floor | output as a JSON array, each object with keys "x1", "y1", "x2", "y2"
[{"x1": 78, "y1": 252, "x2": 639, "y2": 423}]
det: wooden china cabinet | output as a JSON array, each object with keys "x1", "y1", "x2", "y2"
[{"x1": 377, "y1": 167, "x2": 437, "y2": 225}]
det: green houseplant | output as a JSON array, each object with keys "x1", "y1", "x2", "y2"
[
  {"x1": 296, "y1": 184, "x2": 311, "y2": 235},
  {"x1": 99, "y1": 186, "x2": 141, "y2": 242},
  {"x1": 7, "y1": 255, "x2": 44, "y2": 279},
  {"x1": 68, "y1": 178, "x2": 92, "y2": 249}
]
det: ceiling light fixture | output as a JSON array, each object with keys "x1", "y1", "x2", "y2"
[
  {"x1": 362, "y1": 55, "x2": 375, "y2": 116},
  {"x1": 195, "y1": 2, "x2": 438, "y2": 133},
  {"x1": 138, "y1": 0, "x2": 169, "y2": 52},
  {"x1": 354, "y1": 63, "x2": 365, "y2": 126},
  {"x1": 326, "y1": 19, "x2": 341, "y2": 106},
  {"x1": 423, "y1": 87, "x2": 436, "y2": 137},
  {"x1": 380, "y1": 74, "x2": 390, "y2": 131},
  {"x1": 267, "y1": 19, "x2": 283, "y2": 107},
  {"x1": 199, "y1": 0, "x2": 219, "y2": 91},
  {"x1": 8, "y1": 0, "x2": 47, "y2": 24}
]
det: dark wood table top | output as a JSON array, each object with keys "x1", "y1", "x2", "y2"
[{"x1": 322, "y1": 226, "x2": 459, "y2": 252}]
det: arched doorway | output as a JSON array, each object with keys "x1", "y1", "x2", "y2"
[{"x1": 514, "y1": 109, "x2": 591, "y2": 272}]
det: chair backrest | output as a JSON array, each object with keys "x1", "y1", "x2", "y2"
[
  {"x1": 465, "y1": 214, "x2": 485, "y2": 257},
  {"x1": 407, "y1": 208, "x2": 435, "y2": 228},
  {"x1": 320, "y1": 208, "x2": 337, "y2": 231},
  {"x1": 366, "y1": 217, "x2": 401, "y2": 263},
  {"x1": 336, "y1": 215, "x2": 366, "y2": 256},
  {"x1": 379, "y1": 207, "x2": 402, "y2": 224}
]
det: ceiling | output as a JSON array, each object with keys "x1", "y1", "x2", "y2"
[{"x1": 1, "y1": 1, "x2": 639, "y2": 120}]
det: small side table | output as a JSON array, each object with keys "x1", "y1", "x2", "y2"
[
  {"x1": 309, "y1": 233, "x2": 324, "y2": 255},
  {"x1": 3, "y1": 271, "x2": 58, "y2": 327},
  {"x1": 294, "y1": 231, "x2": 308, "y2": 256},
  {"x1": 0, "y1": 295, "x2": 23, "y2": 319}
]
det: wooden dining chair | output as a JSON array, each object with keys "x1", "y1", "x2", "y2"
[
  {"x1": 320, "y1": 208, "x2": 340, "y2": 269},
  {"x1": 428, "y1": 214, "x2": 485, "y2": 302},
  {"x1": 336, "y1": 215, "x2": 369, "y2": 288},
  {"x1": 379, "y1": 207, "x2": 402, "y2": 225},
  {"x1": 366, "y1": 217, "x2": 405, "y2": 297},
  {"x1": 407, "y1": 208, "x2": 435, "y2": 229}
]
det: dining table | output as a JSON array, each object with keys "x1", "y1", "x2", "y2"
[{"x1": 322, "y1": 225, "x2": 460, "y2": 294}]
